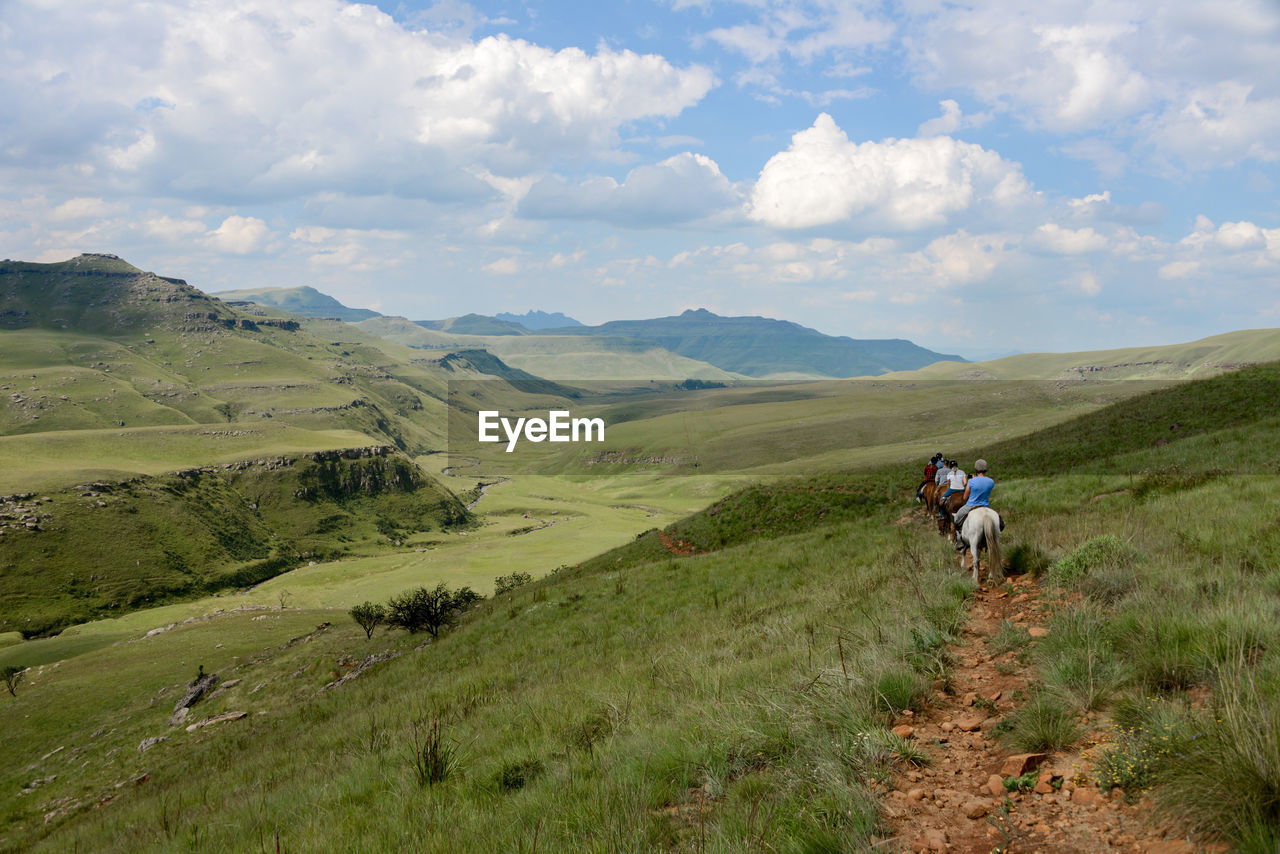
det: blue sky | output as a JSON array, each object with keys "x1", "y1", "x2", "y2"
[{"x1": 2, "y1": 0, "x2": 1277, "y2": 357}]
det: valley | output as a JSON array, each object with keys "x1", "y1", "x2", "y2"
[{"x1": 1, "y1": 257, "x2": 1277, "y2": 853}]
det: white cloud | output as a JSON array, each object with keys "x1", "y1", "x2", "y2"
[
  {"x1": 484, "y1": 257, "x2": 520, "y2": 275},
  {"x1": 144, "y1": 215, "x2": 206, "y2": 240},
  {"x1": 208, "y1": 215, "x2": 270, "y2": 254},
  {"x1": 1214, "y1": 220, "x2": 1266, "y2": 251},
  {"x1": 518, "y1": 152, "x2": 741, "y2": 227},
  {"x1": 1147, "y1": 82, "x2": 1280, "y2": 167},
  {"x1": 900, "y1": 0, "x2": 1280, "y2": 168},
  {"x1": 924, "y1": 230, "x2": 1015, "y2": 284},
  {"x1": 1159, "y1": 260, "x2": 1199, "y2": 280},
  {"x1": 749, "y1": 114, "x2": 1031, "y2": 230},
  {"x1": 0, "y1": 0, "x2": 715, "y2": 200},
  {"x1": 917, "y1": 99, "x2": 990, "y2": 137},
  {"x1": 49, "y1": 197, "x2": 120, "y2": 221},
  {"x1": 1030, "y1": 223, "x2": 1108, "y2": 254}
]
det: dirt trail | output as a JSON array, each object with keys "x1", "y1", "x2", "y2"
[{"x1": 882, "y1": 519, "x2": 1214, "y2": 854}]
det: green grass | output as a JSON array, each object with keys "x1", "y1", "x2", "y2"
[
  {"x1": 999, "y1": 693, "x2": 1083, "y2": 752},
  {"x1": 5, "y1": 299, "x2": 1280, "y2": 852}
]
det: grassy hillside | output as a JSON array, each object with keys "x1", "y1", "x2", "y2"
[
  {"x1": 415, "y1": 313, "x2": 529, "y2": 336},
  {"x1": 0, "y1": 256, "x2": 580, "y2": 459},
  {"x1": 0, "y1": 448, "x2": 469, "y2": 638},
  {"x1": 2, "y1": 363, "x2": 1277, "y2": 852},
  {"x1": 882, "y1": 328, "x2": 1280, "y2": 381},
  {"x1": 210, "y1": 286, "x2": 381, "y2": 322}
]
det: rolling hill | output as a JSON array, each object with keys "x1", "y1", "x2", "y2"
[
  {"x1": 210, "y1": 285, "x2": 382, "y2": 322},
  {"x1": 3, "y1": 360, "x2": 1277, "y2": 852},
  {"x1": 878, "y1": 328, "x2": 1280, "y2": 380},
  {"x1": 0, "y1": 255, "x2": 600, "y2": 633}
]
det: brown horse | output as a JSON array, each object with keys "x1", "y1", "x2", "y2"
[
  {"x1": 937, "y1": 491, "x2": 966, "y2": 536},
  {"x1": 921, "y1": 481, "x2": 943, "y2": 514}
]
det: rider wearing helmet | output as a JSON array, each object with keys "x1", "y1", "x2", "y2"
[{"x1": 952, "y1": 459, "x2": 1000, "y2": 545}]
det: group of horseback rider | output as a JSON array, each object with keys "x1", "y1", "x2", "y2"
[{"x1": 917, "y1": 452, "x2": 1003, "y2": 549}]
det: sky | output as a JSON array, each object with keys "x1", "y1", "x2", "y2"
[{"x1": 2, "y1": 0, "x2": 1278, "y2": 358}]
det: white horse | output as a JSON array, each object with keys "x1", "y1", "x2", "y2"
[{"x1": 957, "y1": 506, "x2": 1003, "y2": 586}]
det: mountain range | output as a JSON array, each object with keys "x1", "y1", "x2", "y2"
[{"x1": 221, "y1": 287, "x2": 963, "y2": 378}]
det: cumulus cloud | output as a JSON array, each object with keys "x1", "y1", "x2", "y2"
[
  {"x1": 208, "y1": 215, "x2": 270, "y2": 254},
  {"x1": 924, "y1": 230, "x2": 1015, "y2": 285},
  {"x1": 917, "y1": 100, "x2": 990, "y2": 137},
  {"x1": 900, "y1": 0, "x2": 1280, "y2": 168},
  {"x1": 749, "y1": 114, "x2": 1031, "y2": 231},
  {"x1": 0, "y1": 0, "x2": 715, "y2": 201},
  {"x1": 518, "y1": 153, "x2": 741, "y2": 227},
  {"x1": 1030, "y1": 223, "x2": 1108, "y2": 254},
  {"x1": 1159, "y1": 260, "x2": 1199, "y2": 280}
]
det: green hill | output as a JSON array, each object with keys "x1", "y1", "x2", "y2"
[
  {"x1": 415, "y1": 313, "x2": 529, "y2": 336},
  {"x1": 0, "y1": 256, "x2": 611, "y2": 633},
  {"x1": 879, "y1": 328, "x2": 1280, "y2": 380},
  {"x1": 547, "y1": 308, "x2": 964, "y2": 378},
  {"x1": 2, "y1": 363, "x2": 1277, "y2": 851},
  {"x1": 211, "y1": 285, "x2": 381, "y2": 322}
]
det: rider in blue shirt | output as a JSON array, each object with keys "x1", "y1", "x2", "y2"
[{"x1": 952, "y1": 459, "x2": 999, "y2": 545}]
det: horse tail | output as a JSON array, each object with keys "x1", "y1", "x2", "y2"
[{"x1": 984, "y1": 512, "x2": 1003, "y2": 581}]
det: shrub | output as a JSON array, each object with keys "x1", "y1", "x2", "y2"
[
  {"x1": 348, "y1": 601, "x2": 386, "y2": 639},
  {"x1": 493, "y1": 571, "x2": 532, "y2": 595},
  {"x1": 1047, "y1": 535, "x2": 1136, "y2": 588},
  {"x1": 386, "y1": 583, "x2": 484, "y2": 638},
  {"x1": 2, "y1": 664, "x2": 25, "y2": 696},
  {"x1": 1000, "y1": 693, "x2": 1081, "y2": 752}
]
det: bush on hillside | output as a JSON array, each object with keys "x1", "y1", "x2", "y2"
[
  {"x1": 386, "y1": 583, "x2": 483, "y2": 638},
  {"x1": 2, "y1": 664, "x2": 25, "y2": 696},
  {"x1": 1047, "y1": 535, "x2": 1136, "y2": 588},
  {"x1": 493, "y1": 571, "x2": 532, "y2": 595},
  {"x1": 349, "y1": 601, "x2": 386, "y2": 639}
]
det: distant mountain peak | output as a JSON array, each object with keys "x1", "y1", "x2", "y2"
[{"x1": 495, "y1": 310, "x2": 584, "y2": 330}]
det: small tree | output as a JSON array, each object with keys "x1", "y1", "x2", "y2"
[
  {"x1": 2, "y1": 665, "x2": 25, "y2": 697},
  {"x1": 349, "y1": 601, "x2": 386, "y2": 640},
  {"x1": 494, "y1": 571, "x2": 532, "y2": 595},
  {"x1": 386, "y1": 583, "x2": 483, "y2": 638}
]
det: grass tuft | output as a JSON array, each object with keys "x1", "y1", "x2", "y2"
[
  {"x1": 1154, "y1": 661, "x2": 1280, "y2": 853},
  {"x1": 1000, "y1": 693, "x2": 1082, "y2": 752},
  {"x1": 872, "y1": 666, "x2": 931, "y2": 715}
]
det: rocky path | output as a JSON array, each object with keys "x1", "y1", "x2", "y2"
[{"x1": 882, "y1": 534, "x2": 1213, "y2": 853}]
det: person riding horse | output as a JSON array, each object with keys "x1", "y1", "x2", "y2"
[
  {"x1": 916, "y1": 453, "x2": 942, "y2": 502},
  {"x1": 951, "y1": 458, "x2": 1002, "y2": 546}
]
